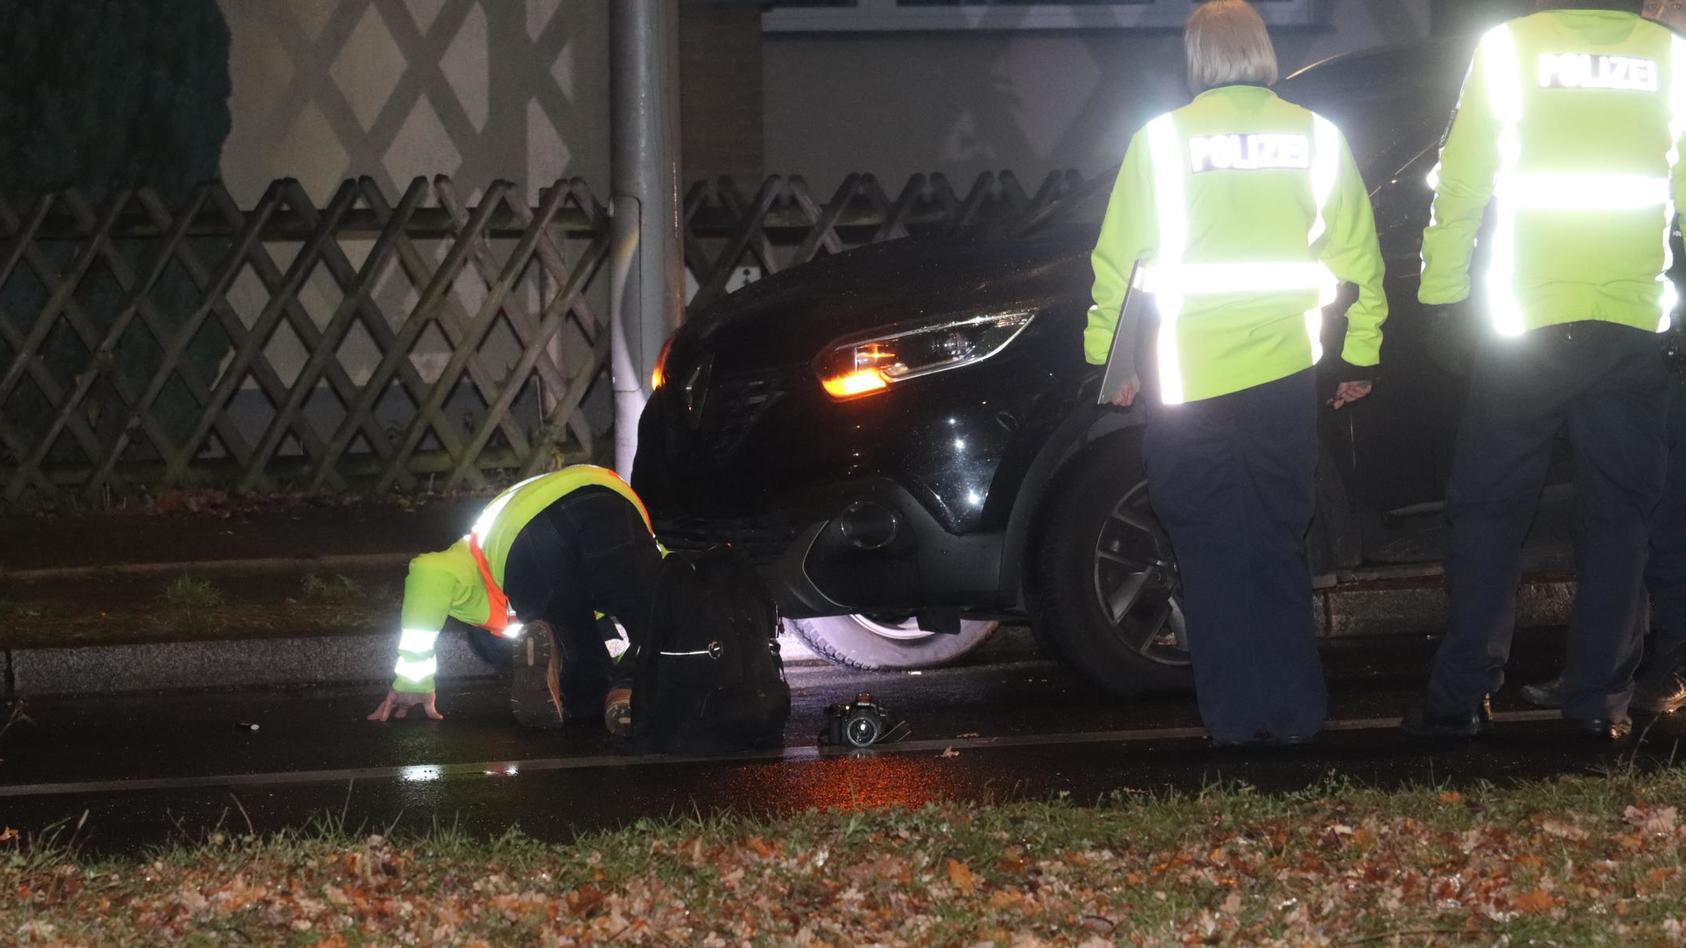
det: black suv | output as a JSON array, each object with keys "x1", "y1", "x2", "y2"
[{"x1": 633, "y1": 41, "x2": 1616, "y2": 695}]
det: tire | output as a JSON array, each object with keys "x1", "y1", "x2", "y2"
[
  {"x1": 1032, "y1": 430, "x2": 1193, "y2": 698},
  {"x1": 787, "y1": 614, "x2": 999, "y2": 671}
]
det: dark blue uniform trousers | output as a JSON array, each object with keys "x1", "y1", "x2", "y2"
[
  {"x1": 1145, "y1": 368, "x2": 1326, "y2": 744},
  {"x1": 1425, "y1": 322, "x2": 1671, "y2": 723},
  {"x1": 1642, "y1": 372, "x2": 1686, "y2": 673},
  {"x1": 503, "y1": 487, "x2": 665, "y2": 713}
]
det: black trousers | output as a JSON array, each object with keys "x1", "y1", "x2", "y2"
[
  {"x1": 1426, "y1": 322, "x2": 1671, "y2": 722},
  {"x1": 501, "y1": 486, "x2": 665, "y2": 710},
  {"x1": 1145, "y1": 368, "x2": 1325, "y2": 744},
  {"x1": 1643, "y1": 373, "x2": 1686, "y2": 672}
]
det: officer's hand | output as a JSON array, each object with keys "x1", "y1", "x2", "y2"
[
  {"x1": 1331, "y1": 380, "x2": 1373, "y2": 410},
  {"x1": 367, "y1": 688, "x2": 444, "y2": 722},
  {"x1": 1106, "y1": 374, "x2": 1142, "y2": 408}
]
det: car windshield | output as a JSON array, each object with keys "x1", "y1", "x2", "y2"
[{"x1": 1015, "y1": 39, "x2": 1470, "y2": 237}]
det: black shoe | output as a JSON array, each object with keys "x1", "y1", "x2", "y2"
[
  {"x1": 1401, "y1": 696, "x2": 1494, "y2": 739},
  {"x1": 1210, "y1": 733, "x2": 1314, "y2": 752},
  {"x1": 1567, "y1": 716, "x2": 1632, "y2": 743},
  {"x1": 510, "y1": 621, "x2": 566, "y2": 729},
  {"x1": 1519, "y1": 675, "x2": 1563, "y2": 710},
  {"x1": 1632, "y1": 668, "x2": 1686, "y2": 716}
]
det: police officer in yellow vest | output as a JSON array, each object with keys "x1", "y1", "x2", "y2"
[
  {"x1": 365, "y1": 465, "x2": 664, "y2": 733},
  {"x1": 1086, "y1": 0, "x2": 1387, "y2": 747},
  {"x1": 1406, "y1": 0, "x2": 1680, "y2": 743},
  {"x1": 1517, "y1": 0, "x2": 1686, "y2": 722}
]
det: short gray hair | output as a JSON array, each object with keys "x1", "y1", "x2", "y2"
[{"x1": 1185, "y1": 0, "x2": 1280, "y2": 93}]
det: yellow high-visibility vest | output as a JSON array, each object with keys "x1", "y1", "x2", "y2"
[
  {"x1": 392, "y1": 465, "x2": 651, "y2": 693},
  {"x1": 1087, "y1": 84, "x2": 1387, "y2": 404},
  {"x1": 1422, "y1": 10, "x2": 1685, "y2": 336}
]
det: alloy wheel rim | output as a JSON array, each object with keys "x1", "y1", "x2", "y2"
[
  {"x1": 852, "y1": 613, "x2": 939, "y2": 642},
  {"x1": 1092, "y1": 481, "x2": 1190, "y2": 667}
]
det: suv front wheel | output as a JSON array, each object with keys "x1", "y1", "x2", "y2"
[
  {"x1": 1033, "y1": 431, "x2": 1193, "y2": 698},
  {"x1": 786, "y1": 614, "x2": 998, "y2": 671}
]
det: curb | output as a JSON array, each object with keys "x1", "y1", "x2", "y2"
[
  {"x1": 0, "y1": 552, "x2": 414, "y2": 584},
  {"x1": 0, "y1": 631, "x2": 830, "y2": 700}
]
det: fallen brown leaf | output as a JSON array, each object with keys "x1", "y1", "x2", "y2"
[
  {"x1": 1514, "y1": 889, "x2": 1555, "y2": 914},
  {"x1": 947, "y1": 858, "x2": 977, "y2": 896},
  {"x1": 1625, "y1": 805, "x2": 1679, "y2": 836}
]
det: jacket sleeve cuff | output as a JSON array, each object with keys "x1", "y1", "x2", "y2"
[
  {"x1": 392, "y1": 675, "x2": 436, "y2": 695},
  {"x1": 1417, "y1": 284, "x2": 1471, "y2": 307},
  {"x1": 392, "y1": 653, "x2": 438, "y2": 693},
  {"x1": 1336, "y1": 359, "x2": 1377, "y2": 383}
]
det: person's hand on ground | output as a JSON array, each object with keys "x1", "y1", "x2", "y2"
[
  {"x1": 367, "y1": 688, "x2": 444, "y2": 722},
  {"x1": 1331, "y1": 380, "x2": 1373, "y2": 410}
]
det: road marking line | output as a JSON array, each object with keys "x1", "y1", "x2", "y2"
[{"x1": 0, "y1": 710, "x2": 1566, "y2": 799}]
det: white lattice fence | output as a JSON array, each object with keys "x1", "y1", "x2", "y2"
[
  {"x1": 0, "y1": 176, "x2": 610, "y2": 502},
  {"x1": 0, "y1": 168, "x2": 1086, "y2": 504}
]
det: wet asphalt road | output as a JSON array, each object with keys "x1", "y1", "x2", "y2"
[{"x1": 2, "y1": 632, "x2": 1683, "y2": 854}]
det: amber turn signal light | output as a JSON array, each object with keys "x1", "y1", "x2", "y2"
[
  {"x1": 651, "y1": 336, "x2": 675, "y2": 390},
  {"x1": 820, "y1": 369, "x2": 890, "y2": 399}
]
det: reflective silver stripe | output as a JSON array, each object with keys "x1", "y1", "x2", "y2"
[
  {"x1": 1307, "y1": 115, "x2": 1341, "y2": 247},
  {"x1": 398, "y1": 627, "x2": 439, "y2": 654},
  {"x1": 1665, "y1": 36, "x2": 1686, "y2": 330},
  {"x1": 1305, "y1": 115, "x2": 1343, "y2": 364},
  {"x1": 1146, "y1": 112, "x2": 1189, "y2": 405},
  {"x1": 1485, "y1": 23, "x2": 1528, "y2": 338},
  {"x1": 1502, "y1": 172, "x2": 1671, "y2": 210},
  {"x1": 393, "y1": 655, "x2": 437, "y2": 683}
]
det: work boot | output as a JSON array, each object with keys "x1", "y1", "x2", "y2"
[
  {"x1": 1566, "y1": 715, "x2": 1632, "y2": 743},
  {"x1": 1633, "y1": 663, "x2": 1686, "y2": 716},
  {"x1": 1519, "y1": 675, "x2": 1563, "y2": 709},
  {"x1": 1401, "y1": 695, "x2": 1494, "y2": 740},
  {"x1": 604, "y1": 685, "x2": 634, "y2": 738},
  {"x1": 510, "y1": 621, "x2": 565, "y2": 729}
]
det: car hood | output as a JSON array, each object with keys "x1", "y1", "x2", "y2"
[
  {"x1": 669, "y1": 39, "x2": 1471, "y2": 380},
  {"x1": 673, "y1": 225, "x2": 1094, "y2": 376}
]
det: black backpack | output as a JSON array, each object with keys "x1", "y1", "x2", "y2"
[{"x1": 631, "y1": 547, "x2": 790, "y2": 753}]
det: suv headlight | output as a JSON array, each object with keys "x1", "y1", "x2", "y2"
[{"x1": 815, "y1": 311, "x2": 1036, "y2": 400}]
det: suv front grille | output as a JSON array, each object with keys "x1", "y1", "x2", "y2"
[{"x1": 654, "y1": 516, "x2": 799, "y2": 565}]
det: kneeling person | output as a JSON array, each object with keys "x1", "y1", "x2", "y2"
[{"x1": 367, "y1": 465, "x2": 663, "y2": 732}]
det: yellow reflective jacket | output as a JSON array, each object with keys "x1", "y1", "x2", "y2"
[
  {"x1": 1086, "y1": 85, "x2": 1387, "y2": 404},
  {"x1": 1421, "y1": 10, "x2": 1685, "y2": 335},
  {"x1": 392, "y1": 465, "x2": 651, "y2": 693}
]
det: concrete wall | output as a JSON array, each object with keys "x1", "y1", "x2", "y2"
[
  {"x1": 218, "y1": 0, "x2": 610, "y2": 205},
  {"x1": 681, "y1": 3, "x2": 766, "y2": 184},
  {"x1": 763, "y1": 1, "x2": 1436, "y2": 193},
  {"x1": 218, "y1": 2, "x2": 1434, "y2": 201}
]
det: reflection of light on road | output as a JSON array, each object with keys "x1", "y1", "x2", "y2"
[
  {"x1": 480, "y1": 764, "x2": 520, "y2": 777},
  {"x1": 400, "y1": 765, "x2": 442, "y2": 783},
  {"x1": 721, "y1": 754, "x2": 948, "y2": 812}
]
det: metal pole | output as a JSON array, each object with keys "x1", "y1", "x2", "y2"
[{"x1": 609, "y1": 0, "x2": 684, "y2": 479}]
